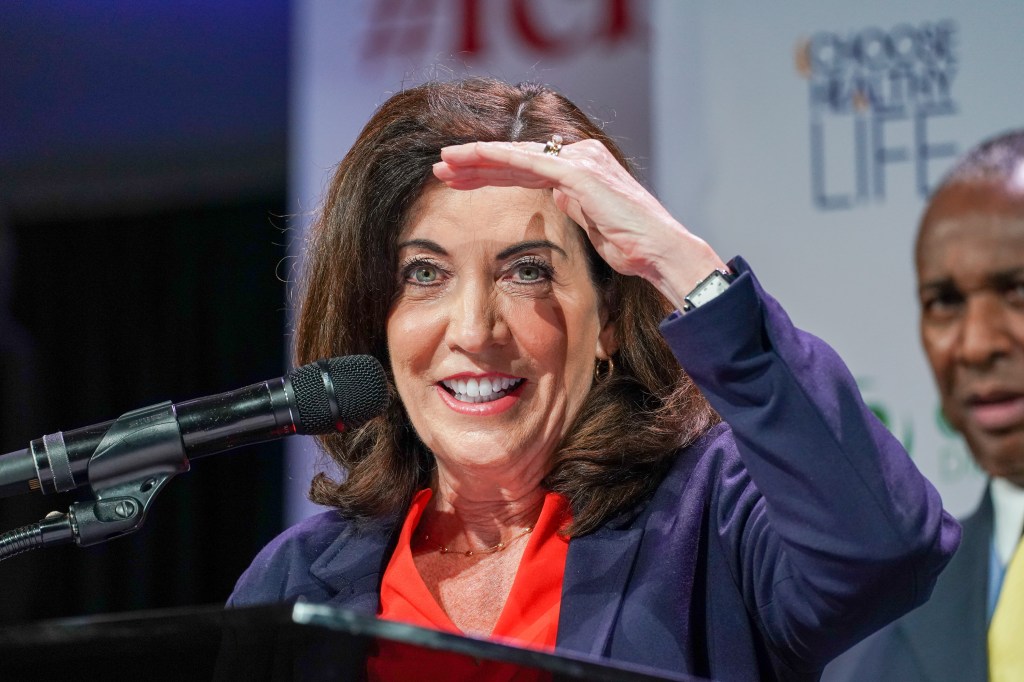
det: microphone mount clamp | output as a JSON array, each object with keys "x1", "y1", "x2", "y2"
[{"x1": 0, "y1": 401, "x2": 189, "y2": 560}]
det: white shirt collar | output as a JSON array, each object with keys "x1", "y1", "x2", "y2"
[{"x1": 990, "y1": 476, "x2": 1024, "y2": 566}]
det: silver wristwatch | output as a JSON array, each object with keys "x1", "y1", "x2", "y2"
[{"x1": 682, "y1": 268, "x2": 735, "y2": 312}]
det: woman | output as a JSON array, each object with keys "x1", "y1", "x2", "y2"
[{"x1": 229, "y1": 78, "x2": 959, "y2": 680}]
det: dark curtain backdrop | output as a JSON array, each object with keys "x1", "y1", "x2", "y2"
[{"x1": 0, "y1": 198, "x2": 287, "y2": 624}]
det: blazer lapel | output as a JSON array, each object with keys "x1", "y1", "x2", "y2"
[
  {"x1": 309, "y1": 514, "x2": 401, "y2": 616},
  {"x1": 557, "y1": 430, "x2": 716, "y2": 659},
  {"x1": 557, "y1": 520, "x2": 645, "y2": 657}
]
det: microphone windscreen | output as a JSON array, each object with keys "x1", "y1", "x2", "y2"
[{"x1": 289, "y1": 355, "x2": 389, "y2": 434}]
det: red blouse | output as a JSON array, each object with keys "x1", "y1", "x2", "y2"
[{"x1": 366, "y1": 489, "x2": 570, "y2": 681}]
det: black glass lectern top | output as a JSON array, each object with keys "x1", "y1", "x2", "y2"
[{"x1": 0, "y1": 602, "x2": 706, "y2": 681}]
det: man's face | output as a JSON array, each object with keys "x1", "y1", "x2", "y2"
[{"x1": 917, "y1": 179, "x2": 1024, "y2": 486}]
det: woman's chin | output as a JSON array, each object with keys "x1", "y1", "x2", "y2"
[{"x1": 427, "y1": 430, "x2": 553, "y2": 476}]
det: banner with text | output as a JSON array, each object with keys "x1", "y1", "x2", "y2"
[{"x1": 652, "y1": 1, "x2": 1024, "y2": 516}]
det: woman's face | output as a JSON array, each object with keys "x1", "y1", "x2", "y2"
[{"x1": 386, "y1": 183, "x2": 616, "y2": 484}]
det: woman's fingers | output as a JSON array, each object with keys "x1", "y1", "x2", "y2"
[
  {"x1": 437, "y1": 141, "x2": 572, "y2": 186},
  {"x1": 432, "y1": 162, "x2": 554, "y2": 189},
  {"x1": 440, "y1": 140, "x2": 548, "y2": 165},
  {"x1": 436, "y1": 140, "x2": 618, "y2": 207}
]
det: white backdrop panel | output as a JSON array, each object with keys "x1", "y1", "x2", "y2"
[{"x1": 652, "y1": 1, "x2": 1024, "y2": 516}]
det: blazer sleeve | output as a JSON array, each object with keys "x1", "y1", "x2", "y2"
[{"x1": 659, "y1": 256, "x2": 960, "y2": 668}]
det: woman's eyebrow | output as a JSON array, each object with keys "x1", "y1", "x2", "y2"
[
  {"x1": 396, "y1": 238, "x2": 447, "y2": 255},
  {"x1": 496, "y1": 240, "x2": 568, "y2": 261}
]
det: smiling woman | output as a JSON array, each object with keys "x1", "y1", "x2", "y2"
[
  {"x1": 388, "y1": 184, "x2": 614, "y2": 495},
  {"x1": 227, "y1": 78, "x2": 960, "y2": 680},
  {"x1": 285, "y1": 80, "x2": 712, "y2": 542}
]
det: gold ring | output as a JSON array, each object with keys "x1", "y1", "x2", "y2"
[{"x1": 543, "y1": 134, "x2": 563, "y2": 157}]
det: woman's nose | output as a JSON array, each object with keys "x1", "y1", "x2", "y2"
[{"x1": 444, "y1": 281, "x2": 508, "y2": 354}]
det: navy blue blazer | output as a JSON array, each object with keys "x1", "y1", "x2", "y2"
[
  {"x1": 823, "y1": 489, "x2": 991, "y2": 682},
  {"x1": 229, "y1": 259, "x2": 960, "y2": 681}
]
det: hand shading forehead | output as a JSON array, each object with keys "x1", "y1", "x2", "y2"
[{"x1": 399, "y1": 184, "x2": 581, "y2": 257}]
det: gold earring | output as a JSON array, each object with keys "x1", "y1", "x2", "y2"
[{"x1": 594, "y1": 356, "x2": 615, "y2": 381}]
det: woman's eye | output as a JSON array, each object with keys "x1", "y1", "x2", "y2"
[
  {"x1": 509, "y1": 259, "x2": 551, "y2": 283},
  {"x1": 412, "y1": 265, "x2": 438, "y2": 283},
  {"x1": 516, "y1": 264, "x2": 542, "y2": 281},
  {"x1": 401, "y1": 261, "x2": 444, "y2": 285}
]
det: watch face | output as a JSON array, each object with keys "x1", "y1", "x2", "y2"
[{"x1": 685, "y1": 270, "x2": 733, "y2": 310}]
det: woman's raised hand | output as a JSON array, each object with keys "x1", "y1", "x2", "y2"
[{"x1": 433, "y1": 139, "x2": 727, "y2": 311}]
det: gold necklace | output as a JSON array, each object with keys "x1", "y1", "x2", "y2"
[{"x1": 424, "y1": 526, "x2": 534, "y2": 557}]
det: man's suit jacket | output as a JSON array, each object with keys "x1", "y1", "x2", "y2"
[
  {"x1": 824, "y1": 490, "x2": 991, "y2": 681},
  {"x1": 230, "y1": 260, "x2": 960, "y2": 681}
]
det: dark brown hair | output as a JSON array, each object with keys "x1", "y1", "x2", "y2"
[{"x1": 294, "y1": 77, "x2": 718, "y2": 535}]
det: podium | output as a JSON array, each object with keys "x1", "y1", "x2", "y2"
[{"x1": 0, "y1": 603, "x2": 703, "y2": 681}]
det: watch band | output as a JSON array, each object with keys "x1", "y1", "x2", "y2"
[{"x1": 682, "y1": 268, "x2": 735, "y2": 312}]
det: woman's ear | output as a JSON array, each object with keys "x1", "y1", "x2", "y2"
[{"x1": 595, "y1": 317, "x2": 618, "y2": 361}]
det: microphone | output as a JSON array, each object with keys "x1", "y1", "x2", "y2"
[{"x1": 0, "y1": 355, "x2": 389, "y2": 499}]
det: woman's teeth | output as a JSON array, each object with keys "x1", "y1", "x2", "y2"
[{"x1": 441, "y1": 377, "x2": 523, "y2": 403}]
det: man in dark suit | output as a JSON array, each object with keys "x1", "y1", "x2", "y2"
[{"x1": 824, "y1": 129, "x2": 1024, "y2": 681}]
